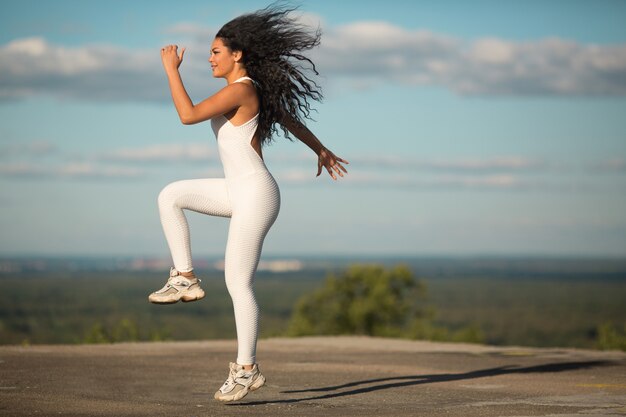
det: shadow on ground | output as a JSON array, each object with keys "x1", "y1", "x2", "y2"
[{"x1": 229, "y1": 360, "x2": 615, "y2": 406}]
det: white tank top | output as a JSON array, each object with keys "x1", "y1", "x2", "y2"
[{"x1": 210, "y1": 77, "x2": 269, "y2": 179}]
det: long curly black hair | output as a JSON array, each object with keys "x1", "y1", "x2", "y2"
[{"x1": 216, "y1": 2, "x2": 322, "y2": 146}]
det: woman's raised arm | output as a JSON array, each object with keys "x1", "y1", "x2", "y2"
[{"x1": 161, "y1": 45, "x2": 246, "y2": 125}]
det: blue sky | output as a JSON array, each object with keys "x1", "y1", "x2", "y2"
[{"x1": 1, "y1": 0, "x2": 625, "y2": 258}]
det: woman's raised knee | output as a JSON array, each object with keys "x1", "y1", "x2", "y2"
[{"x1": 157, "y1": 181, "x2": 181, "y2": 209}]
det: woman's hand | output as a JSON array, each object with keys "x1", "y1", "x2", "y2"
[
  {"x1": 161, "y1": 45, "x2": 186, "y2": 72},
  {"x1": 317, "y1": 147, "x2": 349, "y2": 180}
]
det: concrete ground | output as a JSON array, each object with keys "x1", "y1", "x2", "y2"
[{"x1": 1, "y1": 336, "x2": 625, "y2": 417}]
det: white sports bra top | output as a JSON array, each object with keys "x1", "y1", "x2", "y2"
[{"x1": 210, "y1": 77, "x2": 267, "y2": 179}]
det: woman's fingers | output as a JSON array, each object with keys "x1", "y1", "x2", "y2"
[
  {"x1": 161, "y1": 45, "x2": 181, "y2": 56},
  {"x1": 327, "y1": 161, "x2": 347, "y2": 180},
  {"x1": 331, "y1": 163, "x2": 344, "y2": 178},
  {"x1": 161, "y1": 45, "x2": 186, "y2": 69},
  {"x1": 327, "y1": 165, "x2": 337, "y2": 180},
  {"x1": 319, "y1": 158, "x2": 335, "y2": 179}
]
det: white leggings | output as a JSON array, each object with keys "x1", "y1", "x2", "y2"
[{"x1": 158, "y1": 175, "x2": 280, "y2": 365}]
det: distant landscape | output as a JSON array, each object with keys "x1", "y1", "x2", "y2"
[{"x1": 1, "y1": 256, "x2": 625, "y2": 350}]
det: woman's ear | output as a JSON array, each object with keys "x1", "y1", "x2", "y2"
[{"x1": 233, "y1": 50, "x2": 243, "y2": 63}]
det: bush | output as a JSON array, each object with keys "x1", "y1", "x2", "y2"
[
  {"x1": 596, "y1": 322, "x2": 626, "y2": 351},
  {"x1": 287, "y1": 264, "x2": 426, "y2": 337}
]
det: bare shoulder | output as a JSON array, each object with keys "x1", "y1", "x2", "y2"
[{"x1": 220, "y1": 82, "x2": 256, "y2": 102}]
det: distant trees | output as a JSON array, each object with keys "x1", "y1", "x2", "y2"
[
  {"x1": 83, "y1": 318, "x2": 170, "y2": 343},
  {"x1": 84, "y1": 319, "x2": 138, "y2": 343},
  {"x1": 8, "y1": 266, "x2": 624, "y2": 350}
]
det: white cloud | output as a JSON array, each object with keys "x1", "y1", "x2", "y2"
[
  {"x1": 1, "y1": 142, "x2": 219, "y2": 181},
  {"x1": 56, "y1": 163, "x2": 143, "y2": 178},
  {"x1": 0, "y1": 162, "x2": 47, "y2": 177},
  {"x1": 589, "y1": 157, "x2": 626, "y2": 173},
  {"x1": 275, "y1": 168, "x2": 609, "y2": 192},
  {"x1": 100, "y1": 143, "x2": 217, "y2": 163},
  {"x1": 0, "y1": 141, "x2": 58, "y2": 158},
  {"x1": 0, "y1": 153, "x2": 620, "y2": 195},
  {"x1": 2, "y1": 18, "x2": 626, "y2": 101},
  {"x1": 270, "y1": 152, "x2": 626, "y2": 192},
  {"x1": 2, "y1": 141, "x2": 620, "y2": 189},
  {"x1": 346, "y1": 154, "x2": 545, "y2": 173},
  {"x1": 471, "y1": 38, "x2": 514, "y2": 64},
  {"x1": 0, "y1": 162, "x2": 144, "y2": 179},
  {"x1": 275, "y1": 169, "x2": 319, "y2": 184},
  {"x1": 275, "y1": 168, "x2": 530, "y2": 190},
  {"x1": 0, "y1": 37, "x2": 168, "y2": 101},
  {"x1": 316, "y1": 24, "x2": 626, "y2": 95},
  {"x1": 164, "y1": 22, "x2": 216, "y2": 41}
]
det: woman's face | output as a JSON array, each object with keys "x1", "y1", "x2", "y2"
[{"x1": 209, "y1": 37, "x2": 238, "y2": 78}]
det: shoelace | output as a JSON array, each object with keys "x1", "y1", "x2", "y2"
[
  {"x1": 168, "y1": 268, "x2": 201, "y2": 286},
  {"x1": 219, "y1": 368, "x2": 238, "y2": 392},
  {"x1": 169, "y1": 277, "x2": 191, "y2": 287},
  {"x1": 155, "y1": 276, "x2": 195, "y2": 294}
]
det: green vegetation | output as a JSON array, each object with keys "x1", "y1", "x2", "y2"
[
  {"x1": 0, "y1": 270, "x2": 320, "y2": 345},
  {"x1": 596, "y1": 322, "x2": 626, "y2": 351},
  {"x1": 287, "y1": 264, "x2": 423, "y2": 337},
  {"x1": 286, "y1": 264, "x2": 481, "y2": 343},
  {"x1": 0, "y1": 261, "x2": 625, "y2": 351},
  {"x1": 425, "y1": 276, "x2": 626, "y2": 349}
]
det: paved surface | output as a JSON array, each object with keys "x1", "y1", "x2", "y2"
[{"x1": 1, "y1": 336, "x2": 625, "y2": 416}]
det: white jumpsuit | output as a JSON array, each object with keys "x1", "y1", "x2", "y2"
[{"x1": 157, "y1": 77, "x2": 280, "y2": 365}]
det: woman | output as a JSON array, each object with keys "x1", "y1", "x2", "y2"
[{"x1": 148, "y1": 4, "x2": 348, "y2": 403}]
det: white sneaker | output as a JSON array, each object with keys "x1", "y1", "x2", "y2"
[
  {"x1": 214, "y1": 362, "x2": 266, "y2": 402},
  {"x1": 148, "y1": 268, "x2": 205, "y2": 304}
]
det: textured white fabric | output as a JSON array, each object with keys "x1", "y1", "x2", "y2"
[{"x1": 158, "y1": 77, "x2": 280, "y2": 364}]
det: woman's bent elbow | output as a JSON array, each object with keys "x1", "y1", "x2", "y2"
[{"x1": 180, "y1": 115, "x2": 194, "y2": 125}]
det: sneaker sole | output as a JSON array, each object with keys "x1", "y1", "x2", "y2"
[
  {"x1": 181, "y1": 288, "x2": 205, "y2": 302},
  {"x1": 214, "y1": 374, "x2": 266, "y2": 402},
  {"x1": 149, "y1": 288, "x2": 205, "y2": 304}
]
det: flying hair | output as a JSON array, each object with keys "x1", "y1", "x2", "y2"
[{"x1": 215, "y1": 2, "x2": 323, "y2": 146}]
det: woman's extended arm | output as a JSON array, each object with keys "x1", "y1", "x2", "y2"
[
  {"x1": 161, "y1": 45, "x2": 244, "y2": 125},
  {"x1": 282, "y1": 116, "x2": 349, "y2": 180}
]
